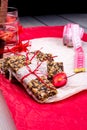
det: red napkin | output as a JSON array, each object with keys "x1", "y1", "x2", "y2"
[{"x1": 0, "y1": 25, "x2": 87, "y2": 130}]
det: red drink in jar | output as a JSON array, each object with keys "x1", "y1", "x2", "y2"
[{"x1": 0, "y1": 14, "x2": 19, "y2": 47}]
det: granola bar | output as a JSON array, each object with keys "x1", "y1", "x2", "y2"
[
  {"x1": 0, "y1": 55, "x2": 30, "y2": 74},
  {"x1": 26, "y1": 76, "x2": 57, "y2": 103},
  {"x1": 34, "y1": 50, "x2": 54, "y2": 62},
  {"x1": 0, "y1": 57, "x2": 11, "y2": 75},
  {"x1": 7, "y1": 55, "x2": 31, "y2": 73},
  {"x1": 47, "y1": 61, "x2": 64, "y2": 79}
]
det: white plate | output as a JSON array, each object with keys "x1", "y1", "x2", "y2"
[{"x1": 27, "y1": 37, "x2": 87, "y2": 103}]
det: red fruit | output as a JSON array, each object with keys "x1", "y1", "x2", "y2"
[
  {"x1": 2, "y1": 32, "x2": 14, "y2": 42},
  {"x1": 52, "y1": 72, "x2": 67, "y2": 87},
  {"x1": 6, "y1": 15, "x2": 16, "y2": 23}
]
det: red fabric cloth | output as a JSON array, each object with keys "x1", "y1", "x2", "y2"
[
  {"x1": 19, "y1": 26, "x2": 64, "y2": 41},
  {"x1": 19, "y1": 25, "x2": 87, "y2": 42},
  {"x1": 0, "y1": 25, "x2": 87, "y2": 130}
]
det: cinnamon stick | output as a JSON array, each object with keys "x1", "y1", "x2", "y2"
[{"x1": 0, "y1": 0, "x2": 8, "y2": 25}]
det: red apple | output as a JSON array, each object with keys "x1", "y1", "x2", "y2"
[{"x1": 52, "y1": 72, "x2": 67, "y2": 87}]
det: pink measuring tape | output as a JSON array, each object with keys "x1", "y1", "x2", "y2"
[{"x1": 71, "y1": 24, "x2": 86, "y2": 73}]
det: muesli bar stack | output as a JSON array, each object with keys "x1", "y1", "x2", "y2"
[
  {"x1": 9, "y1": 55, "x2": 57, "y2": 103},
  {"x1": 0, "y1": 50, "x2": 64, "y2": 103}
]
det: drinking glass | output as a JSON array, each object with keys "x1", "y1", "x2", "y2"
[
  {"x1": 6, "y1": 7, "x2": 18, "y2": 22},
  {"x1": 0, "y1": 7, "x2": 19, "y2": 57},
  {"x1": 5, "y1": 7, "x2": 19, "y2": 46}
]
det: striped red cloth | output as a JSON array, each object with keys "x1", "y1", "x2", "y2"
[{"x1": 0, "y1": 25, "x2": 87, "y2": 130}]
